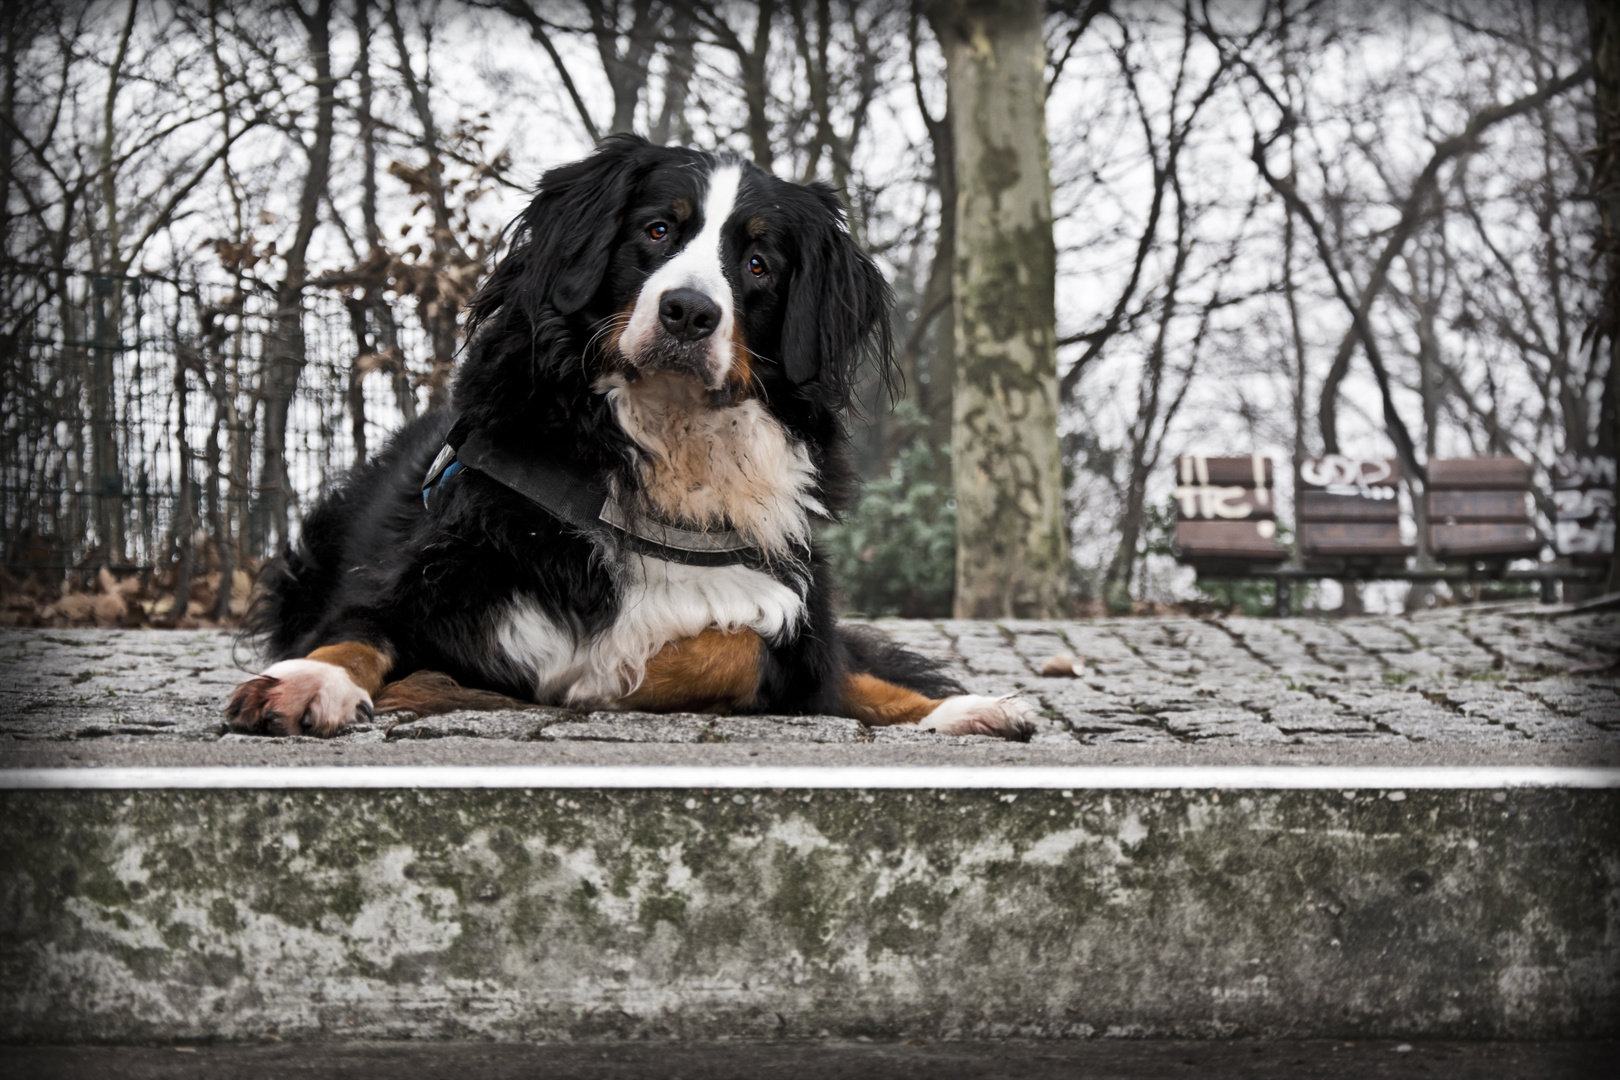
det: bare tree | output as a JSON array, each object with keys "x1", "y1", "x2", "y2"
[
  {"x1": 260, "y1": 0, "x2": 336, "y2": 552},
  {"x1": 929, "y1": 0, "x2": 1067, "y2": 618}
]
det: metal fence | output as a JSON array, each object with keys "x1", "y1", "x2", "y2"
[{"x1": 0, "y1": 265, "x2": 437, "y2": 594}]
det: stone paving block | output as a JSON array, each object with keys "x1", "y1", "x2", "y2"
[
  {"x1": 1518, "y1": 679, "x2": 1620, "y2": 727},
  {"x1": 940, "y1": 623, "x2": 1028, "y2": 673},
  {"x1": 1537, "y1": 625, "x2": 1620, "y2": 665},
  {"x1": 1006, "y1": 630, "x2": 1074, "y2": 670},
  {"x1": 1273, "y1": 625, "x2": 1384, "y2": 678},
  {"x1": 868, "y1": 725, "x2": 1001, "y2": 745},
  {"x1": 1050, "y1": 623, "x2": 1143, "y2": 666},
  {"x1": 1426, "y1": 644, "x2": 1497, "y2": 669},
  {"x1": 1077, "y1": 727, "x2": 1181, "y2": 745},
  {"x1": 1173, "y1": 624, "x2": 1274, "y2": 676},
  {"x1": 1398, "y1": 620, "x2": 1474, "y2": 648},
  {"x1": 1310, "y1": 686, "x2": 1482, "y2": 742},
  {"x1": 1086, "y1": 680, "x2": 1203, "y2": 716},
  {"x1": 1336, "y1": 621, "x2": 1416, "y2": 654},
  {"x1": 1059, "y1": 710, "x2": 1159, "y2": 735},
  {"x1": 705, "y1": 715, "x2": 866, "y2": 743},
  {"x1": 1159, "y1": 707, "x2": 1288, "y2": 743},
  {"x1": 1438, "y1": 686, "x2": 1590, "y2": 739},
  {"x1": 865, "y1": 620, "x2": 956, "y2": 662},
  {"x1": 537, "y1": 715, "x2": 730, "y2": 743},
  {"x1": 1474, "y1": 621, "x2": 1585, "y2": 667},
  {"x1": 1214, "y1": 621, "x2": 1324, "y2": 674},
  {"x1": 1374, "y1": 649, "x2": 1451, "y2": 678},
  {"x1": 1108, "y1": 622, "x2": 1210, "y2": 675},
  {"x1": 383, "y1": 710, "x2": 562, "y2": 741},
  {"x1": 1263, "y1": 699, "x2": 1378, "y2": 736},
  {"x1": 1032, "y1": 679, "x2": 1133, "y2": 712}
]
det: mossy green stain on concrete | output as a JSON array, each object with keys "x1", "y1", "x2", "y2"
[{"x1": 0, "y1": 788, "x2": 1616, "y2": 1043}]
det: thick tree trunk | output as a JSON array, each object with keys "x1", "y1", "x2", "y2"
[{"x1": 932, "y1": 0, "x2": 1067, "y2": 618}]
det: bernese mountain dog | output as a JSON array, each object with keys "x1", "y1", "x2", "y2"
[{"x1": 226, "y1": 135, "x2": 1037, "y2": 741}]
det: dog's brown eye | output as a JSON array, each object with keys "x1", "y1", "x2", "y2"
[
  {"x1": 747, "y1": 255, "x2": 767, "y2": 277},
  {"x1": 647, "y1": 222, "x2": 669, "y2": 241}
]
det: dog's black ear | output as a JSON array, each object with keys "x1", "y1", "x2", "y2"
[
  {"x1": 779, "y1": 186, "x2": 894, "y2": 403},
  {"x1": 468, "y1": 134, "x2": 650, "y2": 331}
]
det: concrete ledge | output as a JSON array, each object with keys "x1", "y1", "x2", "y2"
[
  {"x1": 3, "y1": 780, "x2": 1615, "y2": 1043},
  {"x1": 5, "y1": 764, "x2": 1620, "y2": 789},
  {"x1": 4, "y1": 614, "x2": 1616, "y2": 1045},
  {"x1": 5, "y1": 1037, "x2": 1619, "y2": 1079}
]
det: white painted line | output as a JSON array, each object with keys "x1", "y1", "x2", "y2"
[{"x1": 1, "y1": 766, "x2": 1618, "y2": 791}]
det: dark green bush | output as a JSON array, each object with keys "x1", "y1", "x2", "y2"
[{"x1": 822, "y1": 409, "x2": 955, "y2": 617}]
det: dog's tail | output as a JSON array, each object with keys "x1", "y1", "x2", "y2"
[
  {"x1": 837, "y1": 623, "x2": 964, "y2": 698},
  {"x1": 241, "y1": 492, "x2": 354, "y2": 661}
]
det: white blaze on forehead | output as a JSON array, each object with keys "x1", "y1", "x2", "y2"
[{"x1": 619, "y1": 163, "x2": 743, "y2": 386}]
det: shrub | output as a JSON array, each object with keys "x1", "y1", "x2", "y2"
[{"x1": 823, "y1": 411, "x2": 955, "y2": 617}]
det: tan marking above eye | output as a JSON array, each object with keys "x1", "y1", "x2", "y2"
[
  {"x1": 672, "y1": 197, "x2": 694, "y2": 222},
  {"x1": 746, "y1": 215, "x2": 768, "y2": 239}
]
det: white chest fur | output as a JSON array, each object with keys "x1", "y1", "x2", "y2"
[
  {"x1": 492, "y1": 376, "x2": 819, "y2": 708},
  {"x1": 493, "y1": 556, "x2": 805, "y2": 708}
]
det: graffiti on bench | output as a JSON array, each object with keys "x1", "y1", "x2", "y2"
[
  {"x1": 1172, "y1": 485, "x2": 1271, "y2": 520},
  {"x1": 1173, "y1": 454, "x2": 1276, "y2": 525},
  {"x1": 1299, "y1": 455, "x2": 1398, "y2": 499},
  {"x1": 1552, "y1": 454, "x2": 1616, "y2": 559},
  {"x1": 1554, "y1": 489, "x2": 1617, "y2": 518},
  {"x1": 1556, "y1": 519, "x2": 1616, "y2": 556},
  {"x1": 1553, "y1": 454, "x2": 1617, "y2": 490}
]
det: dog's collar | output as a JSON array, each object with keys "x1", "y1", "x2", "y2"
[{"x1": 422, "y1": 432, "x2": 776, "y2": 569}]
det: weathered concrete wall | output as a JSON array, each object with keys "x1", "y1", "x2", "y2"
[{"x1": 2, "y1": 786, "x2": 1615, "y2": 1043}]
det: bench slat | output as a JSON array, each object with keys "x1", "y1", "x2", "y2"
[
  {"x1": 1174, "y1": 520, "x2": 1287, "y2": 561},
  {"x1": 1429, "y1": 523, "x2": 1540, "y2": 558},
  {"x1": 1173, "y1": 485, "x2": 1276, "y2": 520},
  {"x1": 1428, "y1": 457, "x2": 1530, "y2": 490},
  {"x1": 1298, "y1": 490, "x2": 1400, "y2": 522},
  {"x1": 1427, "y1": 490, "x2": 1532, "y2": 523},
  {"x1": 1300, "y1": 456, "x2": 1400, "y2": 490},
  {"x1": 1175, "y1": 456, "x2": 1273, "y2": 488},
  {"x1": 1299, "y1": 521, "x2": 1414, "y2": 556}
]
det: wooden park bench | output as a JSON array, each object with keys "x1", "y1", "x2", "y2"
[
  {"x1": 1426, "y1": 457, "x2": 1541, "y2": 565},
  {"x1": 1171, "y1": 455, "x2": 1288, "y2": 573},
  {"x1": 1172, "y1": 451, "x2": 1602, "y2": 615},
  {"x1": 1298, "y1": 455, "x2": 1413, "y2": 571}
]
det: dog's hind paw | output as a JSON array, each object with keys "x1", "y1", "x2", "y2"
[
  {"x1": 916, "y1": 693, "x2": 1038, "y2": 741},
  {"x1": 226, "y1": 659, "x2": 374, "y2": 737}
]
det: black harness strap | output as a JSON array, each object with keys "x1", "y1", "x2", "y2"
[
  {"x1": 454, "y1": 431, "x2": 614, "y2": 537},
  {"x1": 424, "y1": 431, "x2": 786, "y2": 571}
]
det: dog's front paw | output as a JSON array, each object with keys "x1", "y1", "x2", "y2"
[
  {"x1": 916, "y1": 694, "x2": 1038, "y2": 741},
  {"x1": 226, "y1": 660, "x2": 374, "y2": 737}
]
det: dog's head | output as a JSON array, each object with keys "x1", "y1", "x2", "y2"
[{"x1": 465, "y1": 135, "x2": 892, "y2": 411}]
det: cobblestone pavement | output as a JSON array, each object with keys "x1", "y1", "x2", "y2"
[{"x1": 1, "y1": 604, "x2": 1615, "y2": 755}]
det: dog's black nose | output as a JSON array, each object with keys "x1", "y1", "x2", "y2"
[{"x1": 658, "y1": 288, "x2": 720, "y2": 342}]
